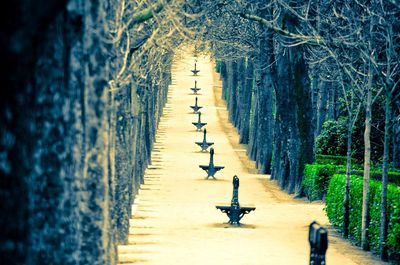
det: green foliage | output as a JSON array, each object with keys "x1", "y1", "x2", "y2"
[
  {"x1": 369, "y1": 182, "x2": 382, "y2": 254},
  {"x1": 316, "y1": 118, "x2": 348, "y2": 156},
  {"x1": 325, "y1": 174, "x2": 400, "y2": 262},
  {"x1": 302, "y1": 162, "x2": 400, "y2": 202},
  {"x1": 335, "y1": 169, "x2": 400, "y2": 186},
  {"x1": 303, "y1": 164, "x2": 338, "y2": 201},
  {"x1": 348, "y1": 176, "x2": 363, "y2": 243},
  {"x1": 315, "y1": 154, "x2": 359, "y2": 166},
  {"x1": 316, "y1": 117, "x2": 366, "y2": 162},
  {"x1": 387, "y1": 188, "x2": 400, "y2": 261},
  {"x1": 368, "y1": 182, "x2": 399, "y2": 256},
  {"x1": 325, "y1": 174, "x2": 364, "y2": 242},
  {"x1": 325, "y1": 174, "x2": 345, "y2": 229}
]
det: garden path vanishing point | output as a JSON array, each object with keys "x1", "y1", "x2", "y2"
[{"x1": 117, "y1": 48, "x2": 386, "y2": 265}]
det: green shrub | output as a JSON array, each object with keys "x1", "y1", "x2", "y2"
[
  {"x1": 325, "y1": 174, "x2": 345, "y2": 229},
  {"x1": 387, "y1": 187, "x2": 400, "y2": 261},
  {"x1": 368, "y1": 182, "x2": 399, "y2": 255},
  {"x1": 335, "y1": 168, "x2": 400, "y2": 186},
  {"x1": 369, "y1": 183, "x2": 382, "y2": 254},
  {"x1": 325, "y1": 174, "x2": 400, "y2": 262},
  {"x1": 303, "y1": 164, "x2": 338, "y2": 201},
  {"x1": 316, "y1": 117, "x2": 364, "y2": 161},
  {"x1": 315, "y1": 154, "x2": 357, "y2": 166},
  {"x1": 316, "y1": 119, "x2": 348, "y2": 156},
  {"x1": 348, "y1": 176, "x2": 363, "y2": 244}
]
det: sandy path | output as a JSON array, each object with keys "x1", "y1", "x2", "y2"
[{"x1": 117, "y1": 50, "x2": 385, "y2": 265}]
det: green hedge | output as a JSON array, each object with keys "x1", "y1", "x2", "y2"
[
  {"x1": 326, "y1": 174, "x2": 400, "y2": 262},
  {"x1": 303, "y1": 164, "x2": 338, "y2": 201},
  {"x1": 324, "y1": 174, "x2": 345, "y2": 229},
  {"x1": 336, "y1": 169, "x2": 400, "y2": 186},
  {"x1": 315, "y1": 154, "x2": 359, "y2": 166},
  {"x1": 303, "y1": 163, "x2": 400, "y2": 202}
]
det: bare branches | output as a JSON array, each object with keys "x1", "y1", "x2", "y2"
[{"x1": 131, "y1": 1, "x2": 167, "y2": 25}]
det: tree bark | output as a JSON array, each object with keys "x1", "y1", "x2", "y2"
[
  {"x1": 227, "y1": 60, "x2": 239, "y2": 124},
  {"x1": 343, "y1": 115, "x2": 353, "y2": 238},
  {"x1": 361, "y1": 63, "x2": 373, "y2": 250},
  {"x1": 235, "y1": 57, "x2": 246, "y2": 129},
  {"x1": 316, "y1": 80, "x2": 329, "y2": 136},
  {"x1": 220, "y1": 61, "x2": 228, "y2": 100},
  {"x1": 247, "y1": 88, "x2": 259, "y2": 161},
  {"x1": 393, "y1": 101, "x2": 400, "y2": 169},
  {"x1": 379, "y1": 85, "x2": 391, "y2": 260},
  {"x1": 255, "y1": 31, "x2": 275, "y2": 174},
  {"x1": 380, "y1": 29, "x2": 394, "y2": 257},
  {"x1": 272, "y1": 6, "x2": 314, "y2": 194},
  {"x1": 239, "y1": 58, "x2": 254, "y2": 144}
]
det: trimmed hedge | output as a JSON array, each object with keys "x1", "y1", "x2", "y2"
[
  {"x1": 336, "y1": 169, "x2": 400, "y2": 186},
  {"x1": 315, "y1": 154, "x2": 359, "y2": 166},
  {"x1": 303, "y1": 164, "x2": 400, "y2": 202},
  {"x1": 326, "y1": 174, "x2": 400, "y2": 262},
  {"x1": 303, "y1": 164, "x2": 338, "y2": 201},
  {"x1": 324, "y1": 173, "x2": 345, "y2": 229}
]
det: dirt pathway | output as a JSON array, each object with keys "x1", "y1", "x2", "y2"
[{"x1": 117, "y1": 49, "x2": 385, "y2": 265}]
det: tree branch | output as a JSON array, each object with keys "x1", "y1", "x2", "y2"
[
  {"x1": 239, "y1": 12, "x2": 336, "y2": 47},
  {"x1": 132, "y1": 1, "x2": 167, "y2": 25}
]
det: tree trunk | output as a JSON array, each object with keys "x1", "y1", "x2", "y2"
[
  {"x1": 361, "y1": 64, "x2": 373, "y2": 250},
  {"x1": 343, "y1": 115, "x2": 353, "y2": 238},
  {"x1": 220, "y1": 61, "x2": 228, "y2": 100},
  {"x1": 316, "y1": 80, "x2": 329, "y2": 136},
  {"x1": 379, "y1": 86, "x2": 391, "y2": 260},
  {"x1": 272, "y1": 7, "x2": 314, "y2": 194},
  {"x1": 327, "y1": 85, "x2": 338, "y2": 120},
  {"x1": 227, "y1": 60, "x2": 238, "y2": 124},
  {"x1": 235, "y1": 57, "x2": 246, "y2": 129},
  {"x1": 247, "y1": 88, "x2": 259, "y2": 161},
  {"x1": 393, "y1": 102, "x2": 400, "y2": 169},
  {"x1": 255, "y1": 32, "x2": 275, "y2": 174},
  {"x1": 239, "y1": 58, "x2": 254, "y2": 144},
  {"x1": 380, "y1": 32, "x2": 394, "y2": 256},
  {"x1": 310, "y1": 65, "x2": 319, "y2": 138}
]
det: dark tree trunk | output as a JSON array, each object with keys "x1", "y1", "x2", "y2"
[
  {"x1": 0, "y1": 1, "x2": 172, "y2": 264},
  {"x1": 380, "y1": 86, "x2": 391, "y2": 260},
  {"x1": 227, "y1": 60, "x2": 239, "y2": 124},
  {"x1": 220, "y1": 61, "x2": 228, "y2": 100},
  {"x1": 310, "y1": 65, "x2": 319, "y2": 137},
  {"x1": 235, "y1": 57, "x2": 246, "y2": 129},
  {"x1": 272, "y1": 8, "x2": 314, "y2": 194},
  {"x1": 247, "y1": 69, "x2": 259, "y2": 161},
  {"x1": 327, "y1": 85, "x2": 339, "y2": 120},
  {"x1": 239, "y1": 58, "x2": 254, "y2": 144},
  {"x1": 316, "y1": 80, "x2": 329, "y2": 136},
  {"x1": 254, "y1": 30, "x2": 275, "y2": 174},
  {"x1": 393, "y1": 99, "x2": 400, "y2": 169}
]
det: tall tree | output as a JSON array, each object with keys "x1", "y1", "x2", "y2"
[{"x1": 271, "y1": 1, "x2": 315, "y2": 193}]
